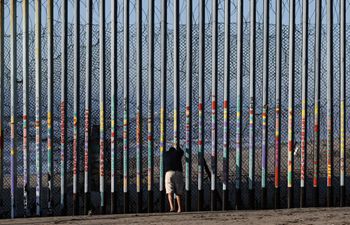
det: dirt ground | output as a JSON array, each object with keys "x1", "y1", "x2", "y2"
[{"x1": 1, "y1": 207, "x2": 350, "y2": 225}]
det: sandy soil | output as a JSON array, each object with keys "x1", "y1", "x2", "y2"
[{"x1": 1, "y1": 207, "x2": 350, "y2": 225}]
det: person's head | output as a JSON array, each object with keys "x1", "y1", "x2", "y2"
[{"x1": 168, "y1": 147, "x2": 176, "y2": 152}]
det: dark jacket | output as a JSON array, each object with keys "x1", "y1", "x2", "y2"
[{"x1": 164, "y1": 147, "x2": 184, "y2": 173}]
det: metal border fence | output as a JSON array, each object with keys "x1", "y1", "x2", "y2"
[{"x1": 0, "y1": 0, "x2": 349, "y2": 219}]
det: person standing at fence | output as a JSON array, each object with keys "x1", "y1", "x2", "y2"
[{"x1": 164, "y1": 146, "x2": 184, "y2": 212}]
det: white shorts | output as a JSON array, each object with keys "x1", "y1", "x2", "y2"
[{"x1": 165, "y1": 171, "x2": 184, "y2": 196}]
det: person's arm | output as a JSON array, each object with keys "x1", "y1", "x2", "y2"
[{"x1": 178, "y1": 148, "x2": 184, "y2": 157}]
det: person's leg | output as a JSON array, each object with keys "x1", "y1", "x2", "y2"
[
  {"x1": 174, "y1": 171, "x2": 184, "y2": 212},
  {"x1": 165, "y1": 171, "x2": 176, "y2": 212},
  {"x1": 176, "y1": 195, "x2": 182, "y2": 213},
  {"x1": 168, "y1": 192, "x2": 175, "y2": 212}
]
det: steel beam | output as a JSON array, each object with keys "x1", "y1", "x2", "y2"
[
  {"x1": 274, "y1": 0, "x2": 282, "y2": 209},
  {"x1": 261, "y1": 0, "x2": 269, "y2": 209},
  {"x1": 35, "y1": 0, "x2": 42, "y2": 216},
  {"x1": 47, "y1": 0, "x2": 54, "y2": 215},
  {"x1": 198, "y1": 0, "x2": 205, "y2": 211},
  {"x1": 147, "y1": 0, "x2": 155, "y2": 213},
  {"x1": 313, "y1": 0, "x2": 321, "y2": 208},
  {"x1": 99, "y1": 0, "x2": 106, "y2": 214},
  {"x1": 287, "y1": 0, "x2": 295, "y2": 209},
  {"x1": 73, "y1": 0, "x2": 80, "y2": 215},
  {"x1": 300, "y1": 0, "x2": 308, "y2": 208},
  {"x1": 84, "y1": 0, "x2": 92, "y2": 216},
  {"x1": 110, "y1": 0, "x2": 118, "y2": 214},
  {"x1": 248, "y1": 0, "x2": 256, "y2": 210},
  {"x1": 123, "y1": 0, "x2": 130, "y2": 213},
  {"x1": 185, "y1": 0, "x2": 192, "y2": 212},
  {"x1": 22, "y1": 0, "x2": 29, "y2": 217},
  {"x1": 326, "y1": 0, "x2": 334, "y2": 207},
  {"x1": 222, "y1": 0, "x2": 230, "y2": 211},
  {"x1": 0, "y1": 0, "x2": 4, "y2": 216},
  {"x1": 136, "y1": 0, "x2": 143, "y2": 214},
  {"x1": 10, "y1": 0, "x2": 17, "y2": 218},
  {"x1": 173, "y1": 0, "x2": 180, "y2": 150},
  {"x1": 340, "y1": 0, "x2": 346, "y2": 207},
  {"x1": 159, "y1": 0, "x2": 167, "y2": 213},
  {"x1": 60, "y1": 0, "x2": 68, "y2": 215},
  {"x1": 211, "y1": 0, "x2": 218, "y2": 211},
  {"x1": 235, "y1": 0, "x2": 243, "y2": 210}
]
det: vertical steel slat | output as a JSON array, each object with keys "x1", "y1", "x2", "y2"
[
  {"x1": 313, "y1": 0, "x2": 321, "y2": 208},
  {"x1": 99, "y1": 0, "x2": 106, "y2": 214},
  {"x1": 339, "y1": 0, "x2": 346, "y2": 207},
  {"x1": 22, "y1": 0, "x2": 29, "y2": 217},
  {"x1": 0, "y1": 0, "x2": 4, "y2": 215},
  {"x1": 35, "y1": 0, "x2": 42, "y2": 216},
  {"x1": 73, "y1": 0, "x2": 80, "y2": 215},
  {"x1": 211, "y1": 0, "x2": 218, "y2": 211},
  {"x1": 47, "y1": 0, "x2": 54, "y2": 215},
  {"x1": 173, "y1": 0, "x2": 179, "y2": 149},
  {"x1": 147, "y1": 0, "x2": 154, "y2": 213},
  {"x1": 185, "y1": 0, "x2": 192, "y2": 212},
  {"x1": 235, "y1": 0, "x2": 243, "y2": 209},
  {"x1": 274, "y1": 0, "x2": 282, "y2": 209},
  {"x1": 326, "y1": 0, "x2": 333, "y2": 207},
  {"x1": 173, "y1": 0, "x2": 179, "y2": 148},
  {"x1": 300, "y1": 0, "x2": 308, "y2": 208},
  {"x1": 123, "y1": 0, "x2": 130, "y2": 213},
  {"x1": 136, "y1": 0, "x2": 143, "y2": 214},
  {"x1": 261, "y1": 0, "x2": 269, "y2": 209},
  {"x1": 222, "y1": 0, "x2": 230, "y2": 211},
  {"x1": 248, "y1": 0, "x2": 256, "y2": 209},
  {"x1": 84, "y1": 0, "x2": 92, "y2": 216},
  {"x1": 159, "y1": 0, "x2": 167, "y2": 212},
  {"x1": 110, "y1": 0, "x2": 117, "y2": 214},
  {"x1": 287, "y1": 0, "x2": 295, "y2": 209},
  {"x1": 10, "y1": 0, "x2": 17, "y2": 218},
  {"x1": 60, "y1": 0, "x2": 68, "y2": 215},
  {"x1": 197, "y1": 0, "x2": 205, "y2": 211}
]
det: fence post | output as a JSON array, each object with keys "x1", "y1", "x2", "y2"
[
  {"x1": 136, "y1": 0, "x2": 143, "y2": 214},
  {"x1": 84, "y1": 0, "x2": 92, "y2": 216},
  {"x1": 34, "y1": 0, "x2": 42, "y2": 217},
  {"x1": 222, "y1": 0, "x2": 230, "y2": 211},
  {"x1": 0, "y1": 0, "x2": 4, "y2": 216},
  {"x1": 300, "y1": 0, "x2": 308, "y2": 208},
  {"x1": 147, "y1": 0, "x2": 154, "y2": 213},
  {"x1": 261, "y1": 0, "x2": 269, "y2": 210},
  {"x1": 73, "y1": 0, "x2": 80, "y2": 216},
  {"x1": 110, "y1": 0, "x2": 118, "y2": 215},
  {"x1": 235, "y1": 0, "x2": 243, "y2": 210},
  {"x1": 198, "y1": 0, "x2": 205, "y2": 212},
  {"x1": 313, "y1": 0, "x2": 321, "y2": 208},
  {"x1": 274, "y1": 0, "x2": 282, "y2": 209},
  {"x1": 211, "y1": 0, "x2": 218, "y2": 212},
  {"x1": 339, "y1": 0, "x2": 346, "y2": 207},
  {"x1": 185, "y1": 0, "x2": 192, "y2": 213},
  {"x1": 248, "y1": 0, "x2": 256, "y2": 210},
  {"x1": 326, "y1": 0, "x2": 334, "y2": 207},
  {"x1": 22, "y1": 0, "x2": 29, "y2": 217},
  {"x1": 123, "y1": 0, "x2": 130, "y2": 214},
  {"x1": 173, "y1": 0, "x2": 179, "y2": 149},
  {"x1": 159, "y1": 0, "x2": 167, "y2": 213},
  {"x1": 47, "y1": 0, "x2": 54, "y2": 215},
  {"x1": 10, "y1": 0, "x2": 17, "y2": 218},
  {"x1": 99, "y1": 0, "x2": 106, "y2": 215},
  {"x1": 60, "y1": 0, "x2": 68, "y2": 216},
  {"x1": 287, "y1": 0, "x2": 295, "y2": 209}
]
